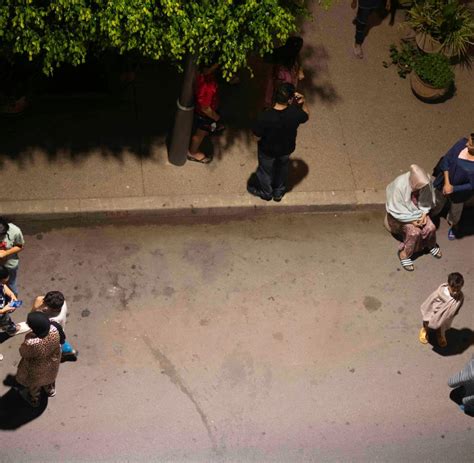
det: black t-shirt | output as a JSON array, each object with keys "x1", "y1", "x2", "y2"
[{"x1": 252, "y1": 105, "x2": 308, "y2": 157}]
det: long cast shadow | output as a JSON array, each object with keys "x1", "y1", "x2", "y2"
[
  {"x1": 430, "y1": 327, "x2": 474, "y2": 356},
  {"x1": 0, "y1": 375, "x2": 48, "y2": 430}
]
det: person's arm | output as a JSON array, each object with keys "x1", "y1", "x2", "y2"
[
  {"x1": 199, "y1": 106, "x2": 220, "y2": 122},
  {"x1": 294, "y1": 92, "x2": 309, "y2": 117},
  {"x1": 3, "y1": 284, "x2": 17, "y2": 301},
  {"x1": 452, "y1": 182, "x2": 474, "y2": 193},
  {"x1": 0, "y1": 245, "x2": 22, "y2": 260},
  {"x1": 351, "y1": 0, "x2": 358, "y2": 9},
  {"x1": 19, "y1": 340, "x2": 38, "y2": 359},
  {"x1": 31, "y1": 295, "x2": 45, "y2": 312}
]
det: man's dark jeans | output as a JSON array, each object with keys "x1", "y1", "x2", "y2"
[{"x1": 256, "y1": 149, "x2": 290, "y2": 199}]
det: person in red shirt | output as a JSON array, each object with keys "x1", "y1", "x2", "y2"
[{"x1": 188, "y1": 63, "x2": 223, "y2": 164}]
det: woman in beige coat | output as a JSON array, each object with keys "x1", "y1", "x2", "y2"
[{"x1": 16, "y1": 312, "x2": 61, "y2": 407}]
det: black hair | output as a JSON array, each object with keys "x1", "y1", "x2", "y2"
[
  {"x1": 0, "y1": 217, "x2": 9, "y2": 236},
  {"x1": 0, "y1": 266, "x2": 9, "y2": 281},
  {"x1": 44, "y1": 291, "x2": 65, "y2": 310},
  {"x1": 448, "y1": 272, "x2": 464, "y2": 289},
  {"x1": 275, "y1": 36, "x2": 304, "y2": 70},
  {"x1": 274, "y1": 82, "x2": 295, "y2": 105}
]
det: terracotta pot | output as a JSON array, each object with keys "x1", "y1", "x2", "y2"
[
  {"x1": 415, "y1": 32, "x2": 443, "y2": 54},
  {"x1": 410, "y1": 72, "x2": 450, "y2": 101}
]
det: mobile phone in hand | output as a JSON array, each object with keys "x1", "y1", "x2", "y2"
[{"x1": 9, "y1": 300, "x2": 22, "y2": 308}]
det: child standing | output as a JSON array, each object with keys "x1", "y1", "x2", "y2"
[
  {"x1": 419, "y1": 272, "x2": 464, "y2": 347},
  {"x1": 31, "y1": 291, "x2": 78, "y2": 361}
]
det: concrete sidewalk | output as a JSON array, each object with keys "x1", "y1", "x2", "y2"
[{"x1": 1, "y1": 2, "x2": 473, "y2": 220}]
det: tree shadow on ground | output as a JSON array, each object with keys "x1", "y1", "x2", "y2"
[
  {"x1": 210, "y1": 44, "x2": 339, "y2": 158},
  {"x1": 429, "y1": 327, "x2": 474, "y2": 356},
  {"x1": 0, "y1": 60, "x2": 179, "y2": 169},
  {"x1": 0, "y1": 43, "x2": 339, "y2": 167},
  {"x1": 449, "y1": 387, "x2": 474, "y2": 417},
  {"x1": 0, "y1": 375, "x2": 48, "y2": 430}
]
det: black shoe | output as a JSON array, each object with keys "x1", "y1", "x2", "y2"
[
  {"x1": 247, "y1": 185, "x2": 272, "y2": 201},
  {"x1": 273, "y1": 192, "x2": 285, "y2": 202}
]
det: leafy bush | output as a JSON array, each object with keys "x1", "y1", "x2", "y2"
[
  {"x1": 413, "y1": 52, "x2": 454, "y2": 88},
  {"x1": 383, "y1": 42, "x2": 419, "y2": 78},
  {"x1": 406, "y1": 0, "x2": 474, "y2": 59}
]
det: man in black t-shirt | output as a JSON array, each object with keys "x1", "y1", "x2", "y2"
[{"x1": 249, "y1": 83, "x2": 309, "y2": 202}]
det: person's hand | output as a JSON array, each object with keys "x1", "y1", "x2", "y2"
[
  {"x1": 351, "y1": 0, "x2": 357, "y2": 9},
  {"x1": 0, "y1": 250, "x2": 7, "y2": 258},
  {"x1": 298, "y1": 68, "x2": 305, "y2": 81},
  {"x1": 443, "y1": 183, "x2": 454, "y2": 195},
  {"x1": 294, "y1": 92, "x2": 305, "y2": 105},
  {"x1": 419, "y1": 213, "x2": 427, "y2": 227}
]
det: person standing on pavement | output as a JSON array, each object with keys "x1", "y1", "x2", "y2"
[
  {"x1": 431, "y1": 133, "x2": 474, "y2": 240},
  {"x1": 264, "y1": 36, "x2": 305, "y2": 108},
  {"x1": 16, "y1": 312, "x2": 61, "y2": 407},
  {"x1": 385, "y1": 164, "x2": 440, "y2": 271},
  {"x1": 31, "y1": 291, "x2": 78, "y2": 360},
  {"x1": 351, "y1": 0, "x2": 391, "y2": 59},
  {"x1": 248, "y1": 83, "x2": 309, "y2": 202},
  {"x1": 419, "y1": 272, "x2": 464, "y2": 348},
  {"x1": 188, "y1": 62, "x2": 223, "y2": 164},
  {"x1": 0, "y1": 217, "x2": 25, "y2": 296}
]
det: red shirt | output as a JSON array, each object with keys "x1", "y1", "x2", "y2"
[{"x1": 195, "y1": 72, "x2": 219, "y2": 115}]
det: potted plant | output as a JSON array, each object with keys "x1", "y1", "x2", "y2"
[
  {"x1": 410, "y1": 52, "x2": 454, "y2": 100},
  {"x1": 406, "y1": 0, "x2": 474, "y2": 60}
]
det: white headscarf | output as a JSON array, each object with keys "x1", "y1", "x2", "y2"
[{"x1": 386, "y1": 164, "x2": 436, "y2": 222}]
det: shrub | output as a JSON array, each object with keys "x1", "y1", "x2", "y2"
[{"x1": 413, "y1": 52, "x2": 454, "y2": 88}]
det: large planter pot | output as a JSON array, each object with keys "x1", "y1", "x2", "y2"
[
  {"x1": 415, "y1": 32, "x2": 443, "y2": 53},
  {"x1": 410, "y1": 71, "x2": 450, "y2": 101}
]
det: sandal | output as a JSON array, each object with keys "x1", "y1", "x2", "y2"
[
  {"x1": 429, "y1": 246, "x2": 442, "y2": 259},
  {"x1": 398, "y1": 251, "x2": 414, "y2": 271},
  {"x1": 187, "y1": 153, "x2": 212, "y2": 164},
  {"x1": 419, "y1": 327, "x2": 428, "y2": 344}
]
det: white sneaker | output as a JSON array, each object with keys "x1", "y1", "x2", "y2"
[{"x1": 0, "y1": 353, "x2": 3, "y2": 361}]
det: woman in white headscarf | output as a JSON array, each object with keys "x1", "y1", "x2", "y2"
[{"x1": 385, "y1": 164, "x2": 440, "y2": 271}]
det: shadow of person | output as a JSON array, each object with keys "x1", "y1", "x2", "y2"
[
  {"x1": 0, "y1": 377, "x2": 48, "y2": 430},
  {"x1": 287, "y1": 158, "x2": 309, "y2": 191},
  {"x1": 431, "y1": 328, "x2": 474, "y2": 356},
  {"x1": 449, "y1": 387, "x2": 474, "y2": 417}
]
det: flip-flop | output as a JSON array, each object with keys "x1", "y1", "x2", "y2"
[
  {"x1": 398, "y1": 250, "x2": 414, "y2": 271},
  {"x1": 430, "y1": 246, "x2": 442, "y2": 259},
  {"x1": 187, "y1": 154, "x2": 212, "y2": 164}
]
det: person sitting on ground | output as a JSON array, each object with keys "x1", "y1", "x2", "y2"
[
  {"x1": 431, "y1": 133, "x2": 474, "y2": 240},
  {"x1": 0, "y1": 265, "x2": 19, "y2": 337},
  {"x1": 264, "y1": 36, "x2": 305, "y2": 108},
  {"x1": 32, "y1": 291, "x2": 78, "y2": 360},
  {"x1": 419, "y1": 272, "x2": 464, "y2": 348},
  {"x1": 16, "y1": 312, "x2": 61, "y2": 407},
  {"x1": 385, "y1": 164, "x2": 440, "y2": 271},
  {"x1": 188, "y1": 62, "x2": 223, "y2": 164}
]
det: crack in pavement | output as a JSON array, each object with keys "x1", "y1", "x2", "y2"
[{"x1": 142, "y1": 335, "x2": 221, "y2": 456}]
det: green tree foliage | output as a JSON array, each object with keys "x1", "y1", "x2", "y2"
[{"x1": 0, "y1": 0, "x2": 313, "y2": 78}]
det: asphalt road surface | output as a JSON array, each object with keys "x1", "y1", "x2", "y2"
[{"x1": 1, "y1": 212, "x2": 473, "y2": 462}]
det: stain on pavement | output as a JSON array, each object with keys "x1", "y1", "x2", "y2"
[
  {"x1": 363, "y1": 296, "x2": 382, "y2": 312},
  {"x1": 142, "y1": 335, "x2": 220, "y2": 456}
]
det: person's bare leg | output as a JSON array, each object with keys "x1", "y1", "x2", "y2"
[{"x1": 189, "y1": 129, "x2": 209, "y2": 161}]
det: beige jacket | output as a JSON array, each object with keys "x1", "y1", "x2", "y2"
[{"x1": 420, "y1": 283, "x2": 463, "y2": 333}]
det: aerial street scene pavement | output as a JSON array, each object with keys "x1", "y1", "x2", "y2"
[{"x1": 0, "y1": 0, "x2": 473, "y2": 462}]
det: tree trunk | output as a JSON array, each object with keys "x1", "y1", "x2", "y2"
[{"x1": 168, "y1": 54, "x2": 196, "y2": 166}]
